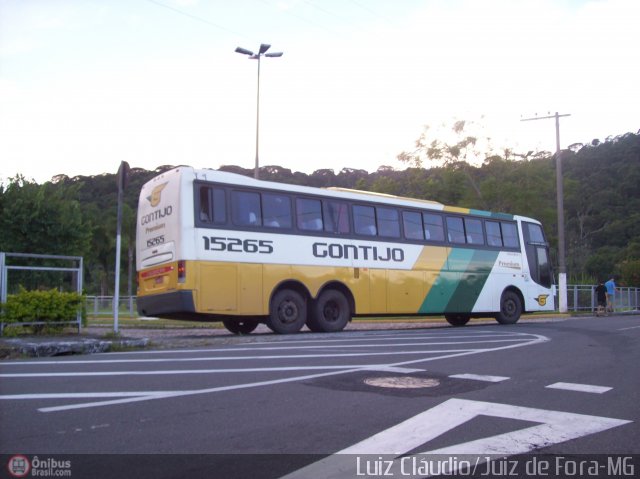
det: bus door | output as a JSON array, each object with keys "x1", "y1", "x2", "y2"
[{"x1": 522, "y1": 221, "x2": 554, "y2": 309}]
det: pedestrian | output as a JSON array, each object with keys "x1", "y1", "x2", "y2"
[
  {"x1": 604, "y1": 276, "x2": 617, "y2": 313},
  {"x1": 594, "y1": 281, "x2": 607, "y2": 316}
]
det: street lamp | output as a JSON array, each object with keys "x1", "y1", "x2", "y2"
[{"x1": 235, "y1": 43, "x2": 283, "y2": 180}]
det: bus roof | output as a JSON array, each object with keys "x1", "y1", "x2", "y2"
[{"x1": 175, "y1": 166, "x2": 537, "y2": 223}]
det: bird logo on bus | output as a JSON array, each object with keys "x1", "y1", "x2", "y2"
[
  {"x1": 535, "y1": 294, "x2": 549, "y2": 306},
  {"x1": 147, "y1": 183, "x2": 168, "y2": 207}
]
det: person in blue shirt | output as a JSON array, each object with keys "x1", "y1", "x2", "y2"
[{"x1": 604, "y1": 277, "x2": 617, "y2": 313}]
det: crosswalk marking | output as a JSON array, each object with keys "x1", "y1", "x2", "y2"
[{"x1": 546, "y1": 382, "x2": 612, "y2": 394}]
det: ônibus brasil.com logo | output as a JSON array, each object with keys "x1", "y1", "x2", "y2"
[{"x1": 7, "y1": 455, "x2": 72, "y2": 477}]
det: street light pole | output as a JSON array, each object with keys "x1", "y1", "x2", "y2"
[
  {"x1": 235, "y1": 43, "x2": 283, "y2": 180},
  {"x1": 521, "y1": 112, "x2": 571, "y2": 313}
]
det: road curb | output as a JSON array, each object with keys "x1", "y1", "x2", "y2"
[{"x1": 0, "y1": 337, "x2": 149, "y2": 359}]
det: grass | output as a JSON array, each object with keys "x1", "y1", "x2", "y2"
[{"x1": 87, "y1": 316, "x2": 225, "y2": 329}]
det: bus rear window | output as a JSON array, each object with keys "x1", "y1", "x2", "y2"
[{"x1": 198, "y1": 186, "x2": 226, "y2": 224}]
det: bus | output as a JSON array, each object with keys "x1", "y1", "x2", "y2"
[{"x1": 136, "y1": 166, "x2": 555, "y2": 334}]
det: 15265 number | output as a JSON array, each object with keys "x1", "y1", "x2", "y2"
[{"x1": 202, "y1": 236, "x2": 274, "y2": 254}]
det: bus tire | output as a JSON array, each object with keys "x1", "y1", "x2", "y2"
[
  {"x1": 495, "y1": 291, "x2": 522, "y2": 325},
  {"x1": 223, "y1": 318, "x2": 259, "y2": 335},
  {"x1": 308, "y1": 289, "x2": 351, "y2": 333},
  {"x1": 445, "y1": 313, "x2": 470, "y2": 326},
  {"x1": 267, "y1": 289, "x2": 307, "y2": 334}
]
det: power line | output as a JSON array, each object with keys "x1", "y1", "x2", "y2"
[
  {"x1": 257, "y1": 0, "x2": 339, "y2": 34},
  {"x1": 144, "y1": 0, "x2": 253, "y2": 40}
]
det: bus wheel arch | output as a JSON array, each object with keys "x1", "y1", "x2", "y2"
[
  {"x1": 267, "y1": 281, "x2": 310, "y2": 334},
  {"x1": 495, "y1": 287, "x2": 524, "y2": 325},
  {"x1": 307, "y1": 282, "x2": 354, "y2": 333}
]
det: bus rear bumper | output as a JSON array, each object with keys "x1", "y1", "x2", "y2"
[{"x1": 137, "y1": 291, "x2": 196, "y2": 317}]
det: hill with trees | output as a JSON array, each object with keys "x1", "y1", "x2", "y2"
[{"x1": 1, "y1": 131, "x2": 638, "y2": 294}]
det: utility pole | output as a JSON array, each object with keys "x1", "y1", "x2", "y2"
[
  {"x1": 114, "y1": 161, "x2": 130, "y2": 333},
  {"x1": 521, "y1": 112, "x2": 571, "y2": 313}
]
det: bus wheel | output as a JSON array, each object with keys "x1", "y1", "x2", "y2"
[
  {"x1": 223, "y1": 318, "x2": 259, "y2": 335},
  {"x1": 495, "y1": 291, "x2": 522, "y2": 325},
  {"x1": 267, "y1": 289, "x2": 307, "y2": 334},
  {"x1": 309, "y1": 289, "x2": 351, "y2": 333},
  {"x1": 445, "y1": 314, "x2": 470, "y2": 326}
]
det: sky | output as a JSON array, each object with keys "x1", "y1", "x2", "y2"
[{"x1": 0, "y1": 0, "x2": 638, "y2": 184}]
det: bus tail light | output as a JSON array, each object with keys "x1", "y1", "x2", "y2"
[{"x1": 178, "y1": 260, "x2": 186, "y2": 283}]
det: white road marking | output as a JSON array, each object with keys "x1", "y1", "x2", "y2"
[
  {"x1": 618, "y1": 325, "x2": 640, "y2": 331},
  {"x1": 35, "y1": 342, "x2": 545, "y2": 413},
  {"x1": 282, "y1": 398, "x2": 632, "y2": 479},
  {"x1": 363, "y1": 366, "x2": 425, "y2": 374},
  {"x1": 449, "y1": 373, "x2": 510, "y2": 382},
  {"x1": 0, "y1": 392, "x2": 180, "y2": 400},
  {"x1": 0, "y1": 331, "x2": 549, "y2": 412},
  {"x1": 0, "y1": 339, "x2": 534, "y2": 367},
  {"x1": 0, "y1": 364, "x2": 419, "y2": 379},
  {"x1": 546, "y1": 382, "x2": 612, "y2": 394}
]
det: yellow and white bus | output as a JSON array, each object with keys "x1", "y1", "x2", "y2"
[{"x1": 136, "y1": 166, "x2": 555, "y2": 334}]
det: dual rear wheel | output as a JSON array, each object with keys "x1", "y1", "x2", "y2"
[{"x1": 265, "y1": 288, "x2": 351, "y2": 334}]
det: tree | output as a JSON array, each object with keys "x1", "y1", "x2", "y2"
[
  {"x1": 0, "y1": 176, "x2": 91, "y2": 257},
  {"x1": 397, "y1": 120, "x2": 490, "y2": 209}
]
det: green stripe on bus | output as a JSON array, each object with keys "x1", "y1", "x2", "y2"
[
  {"x1": 418, "y1": 248, "x2": 500, "y2": 314},
  {"x1": 444, "y1": 249, "x2": 500, "y2": 312},
  {"x1": 468, "y1": 209, "x2": 514, "y2": 220}
]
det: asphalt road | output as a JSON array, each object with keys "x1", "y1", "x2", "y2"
[{"x1": 1, "y1": 315, "x2": 639, "y2": 479}]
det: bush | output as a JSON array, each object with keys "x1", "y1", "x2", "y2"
[{"x1": 1, "y1": 287, "x2": 86, "y2": 333}]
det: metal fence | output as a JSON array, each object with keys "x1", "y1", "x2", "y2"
[
  {"x1": 85, "y1": 286, "x2": 640, "y2": 318},
  {"x1": 565, "y1": 285, "x2": 640, "y2": 313},
  {"x1": 1, "y1": 252, "x2": 84, "y2": 335},
  {"x1": 86, "y1": 296, "x2": 137, "y2": 318}
]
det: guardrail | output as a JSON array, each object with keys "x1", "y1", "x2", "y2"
[{"x1": 565, "y1": 285, "x2": 640, "y2": 313}]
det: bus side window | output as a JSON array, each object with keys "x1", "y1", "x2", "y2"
[
  {"x1": 502, "y1": 222, "x2": 519, "y2": 248},
  {"x1": 464, "y1": 218, "x2": 484, "y2": 245},
  {"x1": 446, "y1": 216, "x2": 466, "y2": 244},
  {"x1": 485, "y1": 221, "x2": 503, "y2": 246},
  {"x1": 323, "y1": 201, "x2": 350, "y2": 234},
  {"x1": 424, "y1": 213, "x2": 444, "y2": 242},
  {"x1": 377, "y1": 207, "x2": 400, "y2": 238},
  {"x1": 231, "y1": 191, "x2": 262, "y2": 227},
  {"x1": 403, "y1": 211, "x2": 424, "y2": 240},
  {"x1": 263, "y1": 193, "x2": 292, "y2": 229},
  {"x1": 354, "y1": 205, "x2": 376, "y2": 236},
  {"x1": 296, "y1": 198, "x2": 323, "y2": 231}
]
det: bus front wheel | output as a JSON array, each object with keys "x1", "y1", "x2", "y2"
[
  {"x1": 495, "y1": 291, "x2": 522, "y2": 325},
  {"x1": 267, "y1": 289, "x2": 307, "y2": 334},
  {"x1": 308, "y1": 289, "x2": 351, "y2": 333},
  {"x1": 445, "y1": 313, "x2": 470, "y2": 326},
  {"x1": 223, "y1": 318, "x2": 259, "y2": 335}
]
